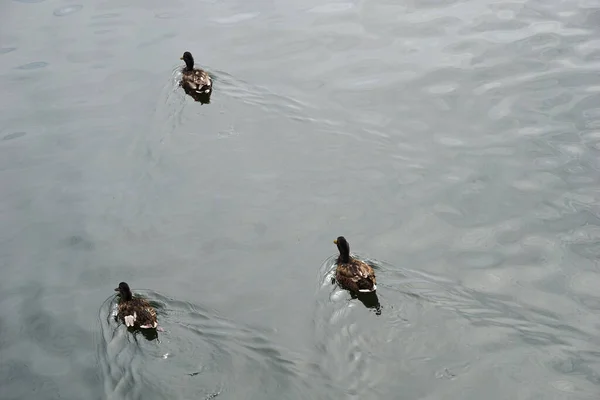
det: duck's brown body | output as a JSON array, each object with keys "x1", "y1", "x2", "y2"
[
  {"x1": 335, "y1": 258, "x2": 377, "y2": 293},
  {"x1": 334, "y1": 236, "x2": 377, "y2": 293},
  {"x1": 115, "y1": 282, "x2": 158, "y2": 329}
]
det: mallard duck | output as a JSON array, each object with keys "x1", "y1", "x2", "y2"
[
  {"x1": 180, "y1": 51, "x2": 212, "y2": 95},
  {"x1": 114, "y1": 282, "x2": 158, "y2": 329},
  {"x1": 334, "y1": 236, "x2": 377, "y2": 293}
]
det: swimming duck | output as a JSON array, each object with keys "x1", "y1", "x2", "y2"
[
  {"x1": 180, "y1": 51, "x2": 212, "y2": 96},
  {"x1": 334, "y1": 236, "x2": 377, "y2": 293},
  {"x1": 114, "y1": 282, "x2": 158, "y2": 329}
]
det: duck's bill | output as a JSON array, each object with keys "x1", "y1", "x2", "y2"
[
  {"x1": 114, "y1": 288, "x2": 119, "y2": 292},
  {"x1": 333, "y1": 239, "x2": 338, "y2": 244},
  {"x1": 359, "y1": 285, "x2": 377, "y2": 293},
  {"x1": 179, "y1": 57, "x2": 184, "y2": 60}
]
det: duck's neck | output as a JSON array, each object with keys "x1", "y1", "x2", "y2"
[
  {"x1": 122, "y1": 290, "x2": 133, "y2": 301},
  {"x1": 338, "y1": 250, "x2": 350, "y2": 263},
  {"x1": 184, "y1": 58, "x2": 194, "y2": 71}
]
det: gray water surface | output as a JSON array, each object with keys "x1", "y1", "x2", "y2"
[{"x1": 2, "y1": 0, "x2": 600, "y2": 399}]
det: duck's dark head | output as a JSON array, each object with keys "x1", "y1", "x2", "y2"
[
  {"x1": 334, "y1": 236, "x2": 350, "y2": 263},
  {"x1": 114, "y1": 282, "x2": 132, "y2": 301},
  {"x1": 180, "y1": 51, "x2": 194, "y2": 71}
]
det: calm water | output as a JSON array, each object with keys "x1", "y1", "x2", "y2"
[{"x1": 2, "y1": 0, "x2": 600, "y2": 398}]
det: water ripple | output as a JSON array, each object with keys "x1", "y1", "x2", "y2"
[
  {"x1": 3, "y1": 0, "x2": 600, "y2": 398},
  {"x1": 53, "y1": 5, "x2": 83, "y2": 17},
  {"x1": 96, "y1": 291, "x2": 318, "y2": 399},
  {"x1": 15, "y1": 61, "x2": 48, "y2": 70}
]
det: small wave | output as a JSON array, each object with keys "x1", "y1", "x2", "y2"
[
  {"x1": 96, "y1": 290, "x2": 319, "y2": 399},
  {"x1": 311, "y1": 251, "x2": 597, "y2": 397}
]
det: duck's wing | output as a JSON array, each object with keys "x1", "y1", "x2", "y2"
[
  {"x1": 336, "y1": 266, "x2": 360, "y2": 292},
  {"x1": 118, "y1": 299, "x2": 157, "y2": 328},
  {"x1": 336, "y1": 259, "x2": 377, "y2": 292},
  {"x1": 133, "y1": 299, "x2": 158, "y2": 328},
  {"x1": 356, "y1": 260, "x2": 376, "y2": 285},
  {"x1": 117, "y1": 302, "x2": 137, "y2": 327},
  {"x1": 183, "y1": 69, "x2": 211, "y2": 86},
  {"x1": 181, "y1": 70, "x2": 212, "y2": 95},
  {"x1": 192, "y1": 70, "x2": 212, "y2": 86}
]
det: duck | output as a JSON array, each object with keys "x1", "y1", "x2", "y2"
[
  {"x1": 333, "y1": 236, "x2": 377, "y2": 293},
  {"x1": 179, "y1": 51, "x2": 212, "y2": 96},
  {"x1": 114, "y1": 282, "x2": 158, "y2": 329}
]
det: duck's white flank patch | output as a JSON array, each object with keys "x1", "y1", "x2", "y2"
[
  {"x1": 140, "y1": 321, "x2": 158, "y2": 329},
  {"x1": 124, "y1": 312, "x2": 137, "y2": 327},
  {"x1": 359, "y1": 284, "x2": 377, "y2": 293}
]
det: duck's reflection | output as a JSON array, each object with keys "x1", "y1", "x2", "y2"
[
  {"x1": 352, "y1": 291, "x2": 381, "y2": 316},
  {"x1": 131, "y1": 326, "x2": 159, "y2": 342}
]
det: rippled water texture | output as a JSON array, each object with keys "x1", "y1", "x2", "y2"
[
  {"x1": 97, "y1": 291, "x2": 316, "y2": 399},
  {"x1": 2, "y1": 0, "x2": 600, "y2": 398}
]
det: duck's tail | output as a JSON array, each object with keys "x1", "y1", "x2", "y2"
[
  {"x1": 197, "y1": 84, "x2": 212, "y2": 94},
  {"x1": 357, "y1": 278, "x2": 376, "y2": 293}
]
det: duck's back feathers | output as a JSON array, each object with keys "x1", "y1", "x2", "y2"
[
  {"x1": 117, "y1": 297, "x2": 158, "y2": 329},
  {"x1": 181, "y1": 69, "x2": 212, "y2": 94},
  {"x1": 336, "y1": 258, "x2": 377, "y2": 293}
]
